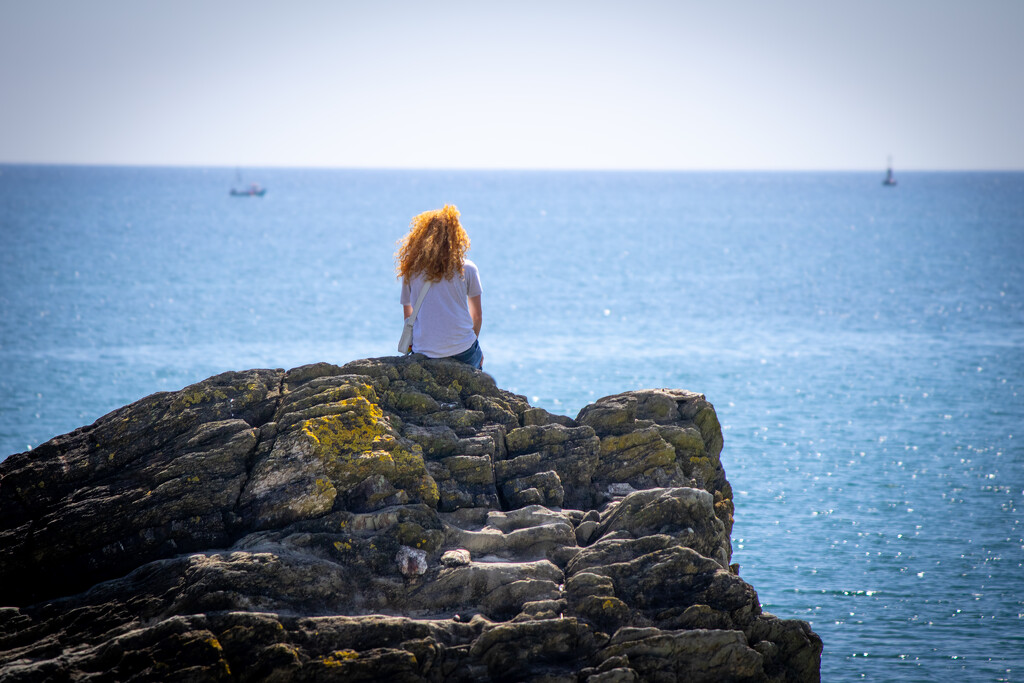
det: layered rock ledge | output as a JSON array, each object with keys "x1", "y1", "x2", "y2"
[{"x1": 0, "y1": 356, "x2": 821, "y2": 682}]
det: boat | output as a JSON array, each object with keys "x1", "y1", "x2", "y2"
[
  {"x1": 230, "y1": 169, "x2": 266, "y2": 197},
  {"x1": 230, "y1": 183, "x2": 266, "y2": 197},
  {"x1": 882, "y1": 157, "x2": 897, "y2": 186}
]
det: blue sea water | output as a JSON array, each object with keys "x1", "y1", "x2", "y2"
[{"x1": 1, "y1": 165, "x2": 1022, "y2": 680}]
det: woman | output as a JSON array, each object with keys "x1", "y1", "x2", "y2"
[{"x1": 397, "y1": 204, "x2": 483, "y2": 369}]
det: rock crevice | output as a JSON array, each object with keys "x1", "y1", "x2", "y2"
[{"x1": 0, "y1": 355, "x2": 821, "y2": 681}]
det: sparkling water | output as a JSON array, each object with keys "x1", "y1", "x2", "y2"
[{"x1": 1, "y1": 166, "x2": 1021, "y2": 680}]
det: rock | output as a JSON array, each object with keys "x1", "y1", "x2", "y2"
[
  {"x1": 397, "y1": 546, "x2": 429, "y2": 577},
  {"x1": 587, "y1": 667, "x2": 640, "y2": 683},
  {"x1": 0, "y1": 355, "x2": 821, "y2": 681},
  {"x1": 598, "y1": 627, "x2": 765, "y2": 682},
  {"x1": 441, "y1": 549, "x2": 471, "y2": 567},
  {"x1": 594, "y1": 487, "x2": 732, "y2": 568}
]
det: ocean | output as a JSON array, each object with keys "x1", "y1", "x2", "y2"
[{"x1": 1, "y1": 165, "x2": 1021, "y2": 680}]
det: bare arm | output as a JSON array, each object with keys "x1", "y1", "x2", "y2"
[
  {"x1": 468, "y1": 295, "x2": 482, "y2": 337},
  {"x1": 403, "y1": 304, "x2": 413, "y2": 319}
]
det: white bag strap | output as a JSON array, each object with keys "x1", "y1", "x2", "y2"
[
  {"x1": 409, "y1": 280, "x2": 432, "y2": 322},
  {"x1": 399, "y1": 279, "x2": 433, "y2": 354}
]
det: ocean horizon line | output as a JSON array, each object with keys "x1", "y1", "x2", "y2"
[{"x1": 2, "y1": 161, "x2": 1022, "y2": 174}]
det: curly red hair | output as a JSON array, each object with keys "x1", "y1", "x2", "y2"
[{"x1": 396, "y1": 204, "x2": 470, "y2": 283}]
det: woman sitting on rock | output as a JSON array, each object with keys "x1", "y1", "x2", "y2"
[{"x1": 396, "y1": 204, "x2": 483, "y2": 369}]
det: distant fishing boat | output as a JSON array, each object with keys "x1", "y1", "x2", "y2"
[
  {"x1": 230, "y1": 169, "x2": 266, "y2": 197},
  {"x1": 882, "y1": 157, "x2": 897, "y2": 186}
]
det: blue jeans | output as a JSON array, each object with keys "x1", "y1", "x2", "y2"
[{"x1": 447, "y1": 339, "x2": 483, "y2": 369}]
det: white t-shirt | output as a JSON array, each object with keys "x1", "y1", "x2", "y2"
[{"x1": 400, "y1": 259, "x2": 482, "y2": 358}]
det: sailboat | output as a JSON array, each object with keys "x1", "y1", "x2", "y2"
[
  {"x1": 882, "y1": 157, "x2": 897, "y2": 187},
  {"x1": 230, "y1": 169, "x2": 266, "y2": 197}
]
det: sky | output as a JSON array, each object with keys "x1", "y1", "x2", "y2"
[{"x1": 1, "y1": 0, "x2": 1022, "y2": 171}]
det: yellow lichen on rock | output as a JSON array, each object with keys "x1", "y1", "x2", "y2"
[
  {"x1": 688, "y1": 455, "x2": 716, "y2": 486},
  {"x1": 323, "y1": 649, "x2": 359, "y2": 666},
  {"x1": 314, "y1": 477, "x2": 337, "y2": 503},
  {"x1": 301, "y1": 396, "x2": 385, "y2": 454},
  {"x1": 297, "y1": 395, "x2": 438, "y2": 509},
  {"x1": 390, "y1": 444, "x2": 439, "y2": 507},
  {"x1": 171, "y1": 387, "x2": 229, "y2": 411}
]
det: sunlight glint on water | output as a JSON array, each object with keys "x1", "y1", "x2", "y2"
[{"x1": 1, "y1": 167, "x2": 1021, "y2": 681}]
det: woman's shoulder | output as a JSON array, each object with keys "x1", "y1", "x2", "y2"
[{"x1": 462, "y1": 259, "x2": 479, "y2": 274}]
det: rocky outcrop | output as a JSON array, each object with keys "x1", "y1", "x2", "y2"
[{"x1": 0, "y1": 355, "x2": 821, "y2": 682}]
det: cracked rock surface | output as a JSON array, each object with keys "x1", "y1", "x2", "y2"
[{"x1": 0, "y1": 355, "x2": 821, "y2": 682}]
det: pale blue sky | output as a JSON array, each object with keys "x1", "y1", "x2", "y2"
[{"x1": 1, "y1": 0, "x2": 1021, "y2": 170}]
